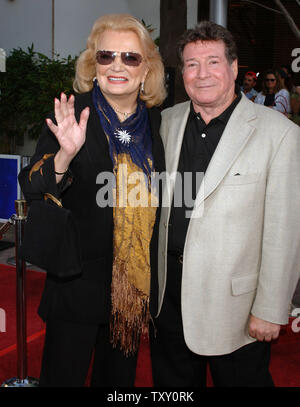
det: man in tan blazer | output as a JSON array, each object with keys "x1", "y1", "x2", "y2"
[{"x1": 150, "y1": 21, "x2": 300, "y2": 386}]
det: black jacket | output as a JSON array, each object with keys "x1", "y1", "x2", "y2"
[{"x1": 18, "y1": 91, "x2": 165, "y2": 324}]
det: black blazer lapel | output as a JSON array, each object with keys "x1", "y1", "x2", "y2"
[{"x1": 148, "y1": 107, "x2": 165, "y2": 174}]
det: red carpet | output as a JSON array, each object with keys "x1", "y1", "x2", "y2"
[
  {"x1": 0, "y1": 264, "x2": 46, "y2": 385},
  {"x1": 0, "y1": 263, "x2": 299, "y2": 386}
]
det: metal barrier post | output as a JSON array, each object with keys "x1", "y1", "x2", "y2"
[{"x1": 1, "y1": 200, "x2": 39, "y2": 387}]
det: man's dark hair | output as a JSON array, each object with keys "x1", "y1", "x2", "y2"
[{"x1": 177, "y1": 20, "x2": 238, "y2": 67}]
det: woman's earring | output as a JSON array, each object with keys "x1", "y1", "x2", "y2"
[
  {"x1": 93, "y1": 76, "x2": 97, "y2": 82},
  {"x1": 140, "y1": 82, "x2": 145, "y2": 94}
]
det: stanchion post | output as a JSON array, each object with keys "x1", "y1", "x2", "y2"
[
  {"x1": 15, "y1": 200, "x2": 28, "y2": 381},
  {"x1": 1, "y1": 200, "x2": 39, "y2": 387}
]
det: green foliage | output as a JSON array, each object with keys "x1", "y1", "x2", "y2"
[
  {"x1": 141, "y1": 19, "x2": 160, "y2": 46},
  {"x1": 0, "y1": 44, "x2": 77, "y2": 147}
]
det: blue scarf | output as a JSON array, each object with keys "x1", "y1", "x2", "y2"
[{"x1": 92, "y1": 80, "x2": 153, "y2": 178}]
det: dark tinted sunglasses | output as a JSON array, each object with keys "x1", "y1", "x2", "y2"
[
  {"x1": 265, "y1": 78, "x2": 276, "y2": 82},
  {"x1": 96, "y1": 50, "x2": 143, "y2": 67}
]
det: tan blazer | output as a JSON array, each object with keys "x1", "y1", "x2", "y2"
[{"x1": 157, "y1": 94, "x2": 300, "y2": 356}]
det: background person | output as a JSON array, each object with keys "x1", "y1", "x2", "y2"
[
  {"x1": 281, "y1": 64, "x2": 296, "y2": 93},
  {"x1": 18, "y1": 13, "x2": 166, "y2": 387},
  {"x1": 290, "y1": 84, "x2": 300, "y2": 125},
  {"x1": 277, "y1": 68, "x2": 294, "y2": 93},
  {"x1": 241, "y1": 70, "x2": 257, "y2": 101},
  {"x1": 254, "y1": 69, "x2": 291, "y2": 115}
]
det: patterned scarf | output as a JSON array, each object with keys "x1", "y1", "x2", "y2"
[{"x1": 92, "y1": 81, "x2": 158, "y2": 355}]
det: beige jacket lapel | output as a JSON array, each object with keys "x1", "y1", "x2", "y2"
[
  {"x1": 193, "y1": 94, "x2": 257, "y2": 214},
  {"x1": 162, "y1": 101, "x2": 190, "y2": 208},
  {"x1": 164, "y1": 102, "x2": 190, "y2": 172},
  {"x1": 157, "y1": 101, "x2": 190, "y2": 307}
]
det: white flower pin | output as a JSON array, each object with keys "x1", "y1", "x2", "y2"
[{"x1": 115, "y1": 129, "x2": 132, "y2": 145}]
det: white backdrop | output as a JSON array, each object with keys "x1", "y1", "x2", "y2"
[{"x1": 0, "y1": 0, "x2": 198, "y2": 58}]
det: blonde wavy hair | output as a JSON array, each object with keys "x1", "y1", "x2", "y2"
[{"x1": 73, "y1": 14, "x2": 166, "y2": 107}]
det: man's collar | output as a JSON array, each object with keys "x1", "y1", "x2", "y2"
[{"x1": 191, "y1": 91, "x2": 242, "y2": 124}]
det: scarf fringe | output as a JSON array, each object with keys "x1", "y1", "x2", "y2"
[{"x1": 110, "y1": 259, "x2": 149, "y2": 356}]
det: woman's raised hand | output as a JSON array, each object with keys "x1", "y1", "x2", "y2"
[{"x1": 46, "y1": 93, "x2": 90, "y2": 160}]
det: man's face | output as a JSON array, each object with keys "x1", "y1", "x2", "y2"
[
  {"x1": 182, "y1": 40, "x2": 237, "y2": 111},
  {"x1": 243, "y1": 74, "x2": 256, "y2": 91}
]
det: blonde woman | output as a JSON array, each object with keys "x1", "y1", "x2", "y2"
[{"x1": 19, "y1": 13, "x2": 166, "y2": 387}]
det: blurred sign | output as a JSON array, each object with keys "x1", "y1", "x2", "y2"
[{"x1": 0, "y1": 155, "x2": 21, "y2": 222}]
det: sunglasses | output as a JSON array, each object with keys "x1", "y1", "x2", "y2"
[
  {"x1": 265, "y1": 78, "x2": 276, "y2": 82},
  {"x1": 96, "y1": 50, "x2": 143, "y2": 67}
]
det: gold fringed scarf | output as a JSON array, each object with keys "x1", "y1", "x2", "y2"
[
  {"x1": 110, "y1": 153, "x2": 158, "y2": 356},
  {"x1": 91, "y1": 80, "x2": 157, "y2": 355}
]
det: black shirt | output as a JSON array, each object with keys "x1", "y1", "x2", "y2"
[
  {"x1": 264, "y1": 93, "x2": 275, "y2": 107},
  {"x1": 168, "y1": 93, "x2": 242, "y2": 252}
]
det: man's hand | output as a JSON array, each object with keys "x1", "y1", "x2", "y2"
[{"x1": 248, "y1": 314, "x2": 281, "y2": 341}]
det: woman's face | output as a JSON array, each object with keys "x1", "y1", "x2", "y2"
[
  {"x1": 95, "y1": 30, "x2": 148, "y2": 106},
  {"x1": 265, "y1": 74, "x2": 277, "y2": 93}
]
